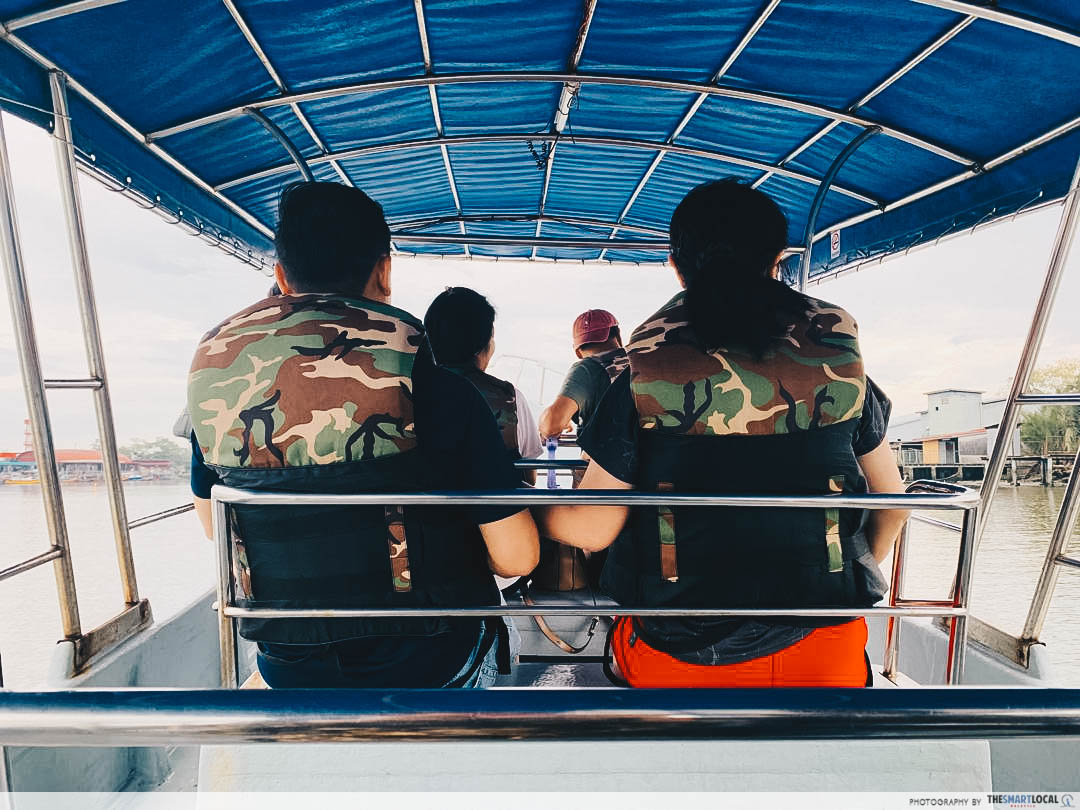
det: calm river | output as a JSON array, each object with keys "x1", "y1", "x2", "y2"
[{"x1": 1, "y1": 480, "x2": 1078, "y2": 687}]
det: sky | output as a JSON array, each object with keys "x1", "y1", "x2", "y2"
[{"x1": 0, "y1": 110, "x2": 1078, "y2": 451}]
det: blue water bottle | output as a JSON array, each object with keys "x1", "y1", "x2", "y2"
[{"x1": 546, "y1": 436, "x2": 558, "y2": 490}]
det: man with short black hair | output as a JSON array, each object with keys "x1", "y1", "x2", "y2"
[
  {"x1": 538, "y1": 309, "x2": 629, "y2": 438},
  {"x1": 187, "y1": 182, "x2": 538, "y2": 689}
]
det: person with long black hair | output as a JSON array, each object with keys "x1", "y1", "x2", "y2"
[{"x1": 537, "y1": 178, "x2": 907, "y2": 687}]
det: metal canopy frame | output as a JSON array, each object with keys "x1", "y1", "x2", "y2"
[
  {"x1": 222, "y1": 0, "x2": 348, "y2": 187},
  {"x1": 411, "y1": 0, "x2": 469, "y2": 257},
  {"x1": 393, "y1": 233, "x2": 667, "y2": 250},
  {"x1": 797, "y1": 126, "x2": 880, "y2": 289},
  {"x1": 244, "y1": 108, "x2": 313, "y2": 182},
  {"x1": 213, "y1": 132, "x2": 881, "y2": 207},
  {"x1": 752, "y1": 14, "x2": 976, "y2": 192},
  {"x1": 910, "y1": 0, "x2": 1080, "y2": 49},
  {"x1": 600, "y1": 0, "x2": 782, "y2": 259},
  {"x1": 0, "y1": 27, "x2": 275, "y2": 241},
  {"x1": 811, "y1": 113, "x2": 1080, "y2": 251},
  {"x1": 391, "y1": 213, "x2": 672, "y2": 239},
  {"x1": 531, "y1": 0, "x2": 598, "y2": 258},
  {"x1": 145, "y1": 72, "x2": 976, "y2": 168},
  {"x1": 0, "y1": 2, "x2": 1076, "y2": 261}
]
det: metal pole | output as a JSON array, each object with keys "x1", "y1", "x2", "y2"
[
  {"x1": 214, "y1": 495, "x2": 238, "y2": 688},
  {"x1": 211, "y1": 485, "x2": 978, "y2": 510},
  {"x1": 244, "y1": 108, "x2": 314, "y2": 182},
  {"x1": 883, "y1": 521, "x2": 911, "y2": 680},
  {"x1": 978, "y1": 152, "x2": 1080, "y2": 549},
  {"x1": 1021, "y1": 441, "x2": 1080, "y2": 644},
  {"x1": 946, "y1": 503, "x2": 978, "y2": 685},
  {"x1": 799, "y1": 126, "x2": 881, "y2": 290},
  {"x1": 0, "y1": 650, "x2": 11, "y2": 800},
  {"x1": 2, "y1": 688, "x2": 1080, "y2": 745},
  {"x1": 50, "y1": 71, "x2": 140, "y2": 606},
  {"x1": 0, "y1": 110, "x2": 82, "y2": 639}
]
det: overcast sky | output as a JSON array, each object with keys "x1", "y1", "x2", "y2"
[{"x1": 0, "y1": 111, "x2": 1077, "y2": 451}]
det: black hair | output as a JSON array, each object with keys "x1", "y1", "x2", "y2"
[
  {"x1": 273, "y1": 182, "x2": 391, "y2": 296},
  {"x1": 670, "y1": 178, "x2": 810, "y2": 356},
  {"x1": 423, "y1": 287, "x2": 496, "y2": 366}
]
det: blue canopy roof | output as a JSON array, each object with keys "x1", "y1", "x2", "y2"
[{"x1": 0, "y1": 0, "x2": 1077, "y2": 279}]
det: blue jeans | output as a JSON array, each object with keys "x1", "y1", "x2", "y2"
[
  {"x1": 453, "y1": 617, "x2": 519, "y2": 688},
  {"x1": 256, "y1": 618, "x2": 519, "y2": 689}
]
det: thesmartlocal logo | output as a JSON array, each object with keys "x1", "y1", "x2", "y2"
[{"x1": 987, "y1": 795, "x2": 1074, "y2": 808}]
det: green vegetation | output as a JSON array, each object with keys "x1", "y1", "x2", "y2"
[
  {"x1": 118, "y1": 436, "x2": 191, "y2": 472},
  {"x1": 1021, "y1": 359, "x2": 1080, "y2": 454}
]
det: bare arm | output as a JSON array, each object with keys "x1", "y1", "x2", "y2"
[
  {"x1": 538, "y1": 395, "x2": 579, "y2": 440},
  {"x1": 857, "y1": 438, "x2": 909, "y2": 562},
  {"x1": 193, "y1": 496, "x2": 213, "y2": 539},
  {"x1": 534, "y1": 460, "x2": 632, "y2": 552},
  {"x1": 480, "y1": 509, "x2": 540, "y2": 577}
]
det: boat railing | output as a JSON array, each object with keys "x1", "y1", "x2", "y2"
[
  {"x1": 211, "y1": 482, "x2": 980, "y2": 688},
  {"x1": 1, "y1": 687, "x2": 1079, "y2": 747},
  {"x1": 115, "y1": 459, "x2": 589, "y2": 530}
]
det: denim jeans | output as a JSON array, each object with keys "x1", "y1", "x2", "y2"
[
  {"x1": 450, "y1": 616, "x2": 519, "y2": 688},
  {"x1": 255, "y1": 617, "x2": 519, "y2": 689}
]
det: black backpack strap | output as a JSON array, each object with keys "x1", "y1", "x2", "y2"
[
  {"x1": 489, "y1": 616, "x2": 512, "y2": 675},
  {"x1": 602, "y1": 620, "x2": 631, "y2": 687}
]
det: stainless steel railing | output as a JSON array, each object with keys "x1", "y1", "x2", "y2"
[
  {"x1": 211, "y1": 483, "x2": 980, "y2": 688},
  {"x1": 1, "y1": 687, "x2": 1078, "y2": 746},
  {"x1": 0, "y1": 73, "x2": 153, "y2": 674}
]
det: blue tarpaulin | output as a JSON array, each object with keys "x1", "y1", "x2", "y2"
[{"x1": 0, "y1": 0, "x2": 1077, "y2": 277}]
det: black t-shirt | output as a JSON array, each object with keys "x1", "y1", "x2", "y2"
[{"x1": 190, "y1": 342, "x2": 523, "y2": 686}]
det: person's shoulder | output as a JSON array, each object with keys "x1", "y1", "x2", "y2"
[
  {"x1": 417, "y1": 360, "x2": 484, "y2": 406},
  {"x1": 196, "y1": 294, "x2": 425, "y2": 354},
  {"x1": 627, "y1": 291, "x2": 688, "y2": 348},
  {"x1": 477, "y1": 369, "x2": 516, "y2": 398},
  {"x1": 803, "y1": 295, "x2": 859, "y2": 334},
  {"x1": 338, "y1": 296, "x2": 424, "y2": 331},
  {"x1": 196, "y1": 295, "x2": 281, "y2": 344}
]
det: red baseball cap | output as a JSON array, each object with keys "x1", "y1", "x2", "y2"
[{"x1": 573, "y1": 309, "x2": 619, "y2": 350}]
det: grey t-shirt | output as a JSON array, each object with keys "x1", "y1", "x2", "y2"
[{"x1": 558, "y1": 356, "x2": 613, "y2": 428}]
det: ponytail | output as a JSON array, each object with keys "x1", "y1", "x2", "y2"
[{"x1": 672, "y1": 179, "x2": 810, "y2": 356}]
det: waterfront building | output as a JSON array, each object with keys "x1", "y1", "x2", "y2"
[
  {"x1": 889, "y1": 390, "x2": 1020, "y2": 480},
  {"x1": 11, "y1": 450, "x2": 178, "y2": 481}
]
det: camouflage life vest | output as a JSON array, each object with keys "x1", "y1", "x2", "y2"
[
  {"x1": 189, "y1": 294, "x2": 420, "y2": 468},
  {"x1": 616, "y1": 291, "x2": 881, "y2": 653},
  {"x1": 447, "y1": 366, "x2": 520, "y2": 458},
  {"x1": 188, "y1": 294, "x2": 498, "y2": 645},
  {"x1": 586, "y1": 346, "x2": 629, "y2": 383}
]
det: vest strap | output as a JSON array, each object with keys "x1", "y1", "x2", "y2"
[
  {"x1": 657, "y1": 481, "x2": 678, "y2": 582},
  {"x1": 826, "y1": 475, "x2": 845, "y2": 573},
  {"x1": 384, "y1": 505, "x2": 413, "y2": 593}
]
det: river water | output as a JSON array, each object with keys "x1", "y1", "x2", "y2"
[{"x1": 1, "y1": 480, "x2": 1077, "y2": 688}]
